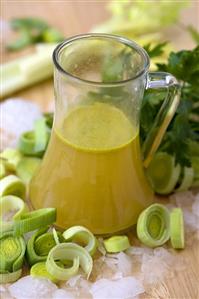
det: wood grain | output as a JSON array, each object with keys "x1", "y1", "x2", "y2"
[{"x1": 1, "y1": 1, "x2": 199, "y2": 298}]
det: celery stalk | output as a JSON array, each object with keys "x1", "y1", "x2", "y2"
[{"x1": 1, "y1": 44, "x2": 57, "y2": 99}]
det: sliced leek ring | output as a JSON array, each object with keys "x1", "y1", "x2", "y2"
[
  {"x1": 63, "y1": 225, "x2": 97, "y2": 256},
  {"x1": 0, "y1": 268, "x2": 22, "y2": 284},
  {"x1": 26, "y1": 227, "x2": 63, "y2": 266},
  {"x1": 175, "y1": 167, "x2": 194, "y2": 192},
  {"x1": 137, "y1": 203, "x2": 170, "y2": 248},
  {"x1": 46, "y1": 243, "x2": 93, "y2": 281},
  {"x1": 0, "y1": 231, "x2": 26, "y2": 276},
  {"x1": 146, "y1": 152, "x2": 181, "y2": 194},
  {"x1": 0, "y1": 161, "x2": 7, "y2": 179},
  {"x1": 0, "y1": 195, "x2": 28, "y2": 232},
  {"x1": 103, "y1": 235, "x2": 130, "y2": 253},
  {"x1": 34, "y1": 118, "x2": 49, "y2": 152},
  {"x1": 0, "y1": 149, "x2": 22, "y2": 171},
  {"x1": 0, "y1": 175, "x2": 26, "y2": 199},
  {"x1": 13, "y1": 208, "x2": 56, "y2": 236},
  {"x1": 170, "y1": 208, "x2": 184, "y2": 249},
  {"x1": 30, "y1": 261, "x2": 58, "y2": 283},
  {"x1": 16, "y1": 157, "x2": 41, "y2": 184}
]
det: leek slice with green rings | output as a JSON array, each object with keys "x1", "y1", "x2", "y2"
[
  {"x1": 16, "y1": 157, "x2": 42, "y2": 184},
  {"x1": 46, "y1": 243, "x2": 93, "y2": 281},
  {"x1": 137, "y1": 203, "x2": 170, "y2": 248},
  {"x1": 14, "y1": 208, "x2": 56, "y2": 236},
  {"x1": 30, "y1": 261, "x2": 58, "y2": 283},
  {"x1": 0, "y1": 149, "x2": 23, "y2": 171},
  {"x1": 0, "y1": 175, "x2": 26, "y2": 199},
  {"x1": 52, "y1": 228, "x2": 60, "y2": 245},
  {"x1": 175, "y1": 167, "x2": 194, "y2": 192},
  {"x1": 34, "y1": 118, "x2": 49, "y2": 152},
  {"x1": 27, "y1": 227, "x2": 64, "y2": 266},
  {"x1": 63, "y1": 225, "x2": 97, "y2": 256},
  {"x1": 146, "y1": 152, "x2": 181, "y2": 194},
  {"x1": 18, "y1": 131, "x2": 43, "y2": 157},
  {"x1": 0, "y1": 268, "x2": 22, "y2": 284},
  {"x1": 18, "y1": 117, "x2": 50, "y2": 157},
  {"x1": 0, "y1": 195, "x2": 28, "y2": 232},
  {"x1": 170, "y1": 208, "x2": 184, "y2": 249},
  {"x1": 0, "y1": 231, "x2": 25, "y2": 283},
  {"x1": 103, "y1": 235, "x2": 130, "y2": 253},
  {"x1": 0, "y1": 162, "x2": 7, "y2": 179}
]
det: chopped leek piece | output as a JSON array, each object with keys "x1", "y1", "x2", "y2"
[
  {"x1": 30, "y1": 261, "x2": 58, "y2": 283},
  {"x1": 137, "y1": 203, "x2": 170, "y2": 248},
  {"x1": 63, "y1": 225, "x2": 97, "y2": 256},
  {"x1": 46, "y1": 243, "x2": 93, "y2": 281},
  {"x1": 14, "y1": 208, "x2": 56, "y2": 236},
  {"x1": 16, "y1": 157, "x2": 41, "y2": 184},
  {"x1": 170, "y1": 208, "x2": 184, "y2": 249},
  {"x1": 0, "y1": 149, "x2": 23, "y2": 171},
  {"x1": 0, "y1": 162, "x2": 7, "y2": 179},
  {"x1": 103, "y1": 235, "x2": 130, "y2": 253},
  {"x1": 0, "y1": 195, "x2": 28, "y2": 232},
  {"x1": 0, "y1": 175, "x2": 26, "y2": 199},
  {"x1": 18, "y1": 131, "x2": 42, "y2": 157},
  {"x1": 0, "y1": 268, "x2": 22, "y2": 284},
  {"x1": 34, "y1": 118, "x2": 49, "y2": 152},
  {"x1": 175, "y1": 167, "x2": 194, "y2": 192},
  {"x1": 52, "y1": 228, "x2": 60, "y2": 245},
  {"x1": 146, "y1": 152, "x2": 181, "y2": 194},
  {"x1": 0, "y1": 231, "x2": 25, "y2": 282},
  {"x1": 26, "y1": 227, "x2": 63, "y2": 266}
]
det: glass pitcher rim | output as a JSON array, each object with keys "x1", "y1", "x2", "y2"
[{"x1": 53, "y1": 33, "x2": 150, "y2": 87}]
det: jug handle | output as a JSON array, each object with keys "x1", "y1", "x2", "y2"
[{"x1": 142, "y1": 72, "x2": 181, "y2": 168}]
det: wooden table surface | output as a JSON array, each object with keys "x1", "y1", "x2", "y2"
[{"x1": 1, "y1": 1, "x2": 199, "y2": 298}]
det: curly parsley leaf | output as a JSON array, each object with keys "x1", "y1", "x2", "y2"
[{"x1": 141, "y1": 45, "x2": 199, "y2": 167}]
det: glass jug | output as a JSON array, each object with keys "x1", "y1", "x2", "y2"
[{"x1": 30, "y1": 34, "x2": 180, "y2": 235}]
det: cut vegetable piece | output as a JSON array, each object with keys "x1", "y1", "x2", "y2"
[
  {"x1": 0, "y1": 231, "x2": 26, "y2": 275},
  {"x1": 0, "y1": 162, "x2": 7, "y2": 179},
  {"x1": 191, "y1": 157, "x2": 199, "y2": 183},
  {"x1": 103, "y1": 235, "x2": 130, "y2": 253},
  {"x1": 0, "y1": 195, "x2": 28, "y2": 232},
  {"x1": 0, "y1": 268, "x2": 22, "y2": 284},
  {"x1": 30, "y1": 262, "x2": 58, "y2": 283},
  {"x1": 14, "y1": 208, "x2": 56, "y2": 236},
  {"x1": 1, "y1": 50, "x2": 54, "y2": 99},
  {"x1": 146, "y1": 152, "x2": 181, "y2": 194},
  {"x1": 175, "y1": 167, "x2": 194, "y2": 192},
  {"x1": 0, "y1": 175, "x2": 26, "y2": 199},
  {"x1": 170, "y1": 208, "x2": 184, "y2": 249},
  {"x1": 34, "y1": 230, "x2": 64, "y2": 256},
  {"x1": 18, "y1": 131, "x2": 42, "y2": 157},
  {"x1": 63, "y1": 225, "x2": 97, "y2": 256},
  {"x1": 34, "y1": 118, "x2": 49, "y2": 152},
  {"x1": 27, "y1": 227, "x2": 49, "y2": 266},
  {"x1": 26, "y1": 227, "x2": 64, "y2": 266},
  {"x1": 52, "y1": 228, "x2": 60, "y2": 245},
  {"x1": 137, "y1": 203, "x2": 170, "y2": 248},
  {"x1": 0, "y1": 149, "x2": 23, "y2": 171},
  {"x1": 43, "y1": 112, "x2": 54, "y2": 129},
  {"x1": 16, "y1": 157, "x2": 41, "y2": 184},
  {"x1": 46, "y1": 243, "x2": 93, "y2": 281}
]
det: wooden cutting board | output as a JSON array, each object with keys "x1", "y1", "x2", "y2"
[{"x1": 1, "y1": 2, "x2": 199, "y2": 298}]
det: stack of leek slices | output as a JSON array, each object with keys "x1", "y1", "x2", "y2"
[{"x1": 0, "y1": 112, "x2": 185, "y2": 285}]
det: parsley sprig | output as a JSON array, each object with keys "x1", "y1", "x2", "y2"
[{"x1": 140, "y1": 45, "x2": 199, "y2": 167}]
